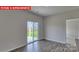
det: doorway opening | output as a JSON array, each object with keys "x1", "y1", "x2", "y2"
[{"x1": 66, "y1": 19, "x2": 78, "y2": 47}]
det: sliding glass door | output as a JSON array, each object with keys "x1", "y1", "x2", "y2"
[{"x1": 27, "y1": 21, "x2": 39, "y2": 43}]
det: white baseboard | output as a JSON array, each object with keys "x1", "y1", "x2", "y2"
[
  {"x1": 7, "y1": 44, "x2": 26, "y2": 52},
  {"x1": 45, "y1": 39, "x2": 66, "y2": 44}
]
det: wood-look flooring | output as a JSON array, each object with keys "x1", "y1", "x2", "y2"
[{"x1": 11, "y1": 40, "x2": 78, "y2": 52}]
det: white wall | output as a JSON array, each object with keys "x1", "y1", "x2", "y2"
[
  {"x1": 0, "y1": 10, "x2": 43, "y2": 51},
  {"x1": 44, "y1": 15, "x2": 66, "y2": 43},
  {"x1": 44, "y1": 9, "x2": 79, "y2": 44}
]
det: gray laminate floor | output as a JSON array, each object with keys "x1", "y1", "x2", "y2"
[{"x1": 12, "y1": 40, "x2": 78, "y2": 52}]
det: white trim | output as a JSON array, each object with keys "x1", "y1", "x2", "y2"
[{"x1": 7, "y1": 44, "x2": 26, "y2": 52}]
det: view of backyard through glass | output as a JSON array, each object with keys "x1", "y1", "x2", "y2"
[{"x1": 26, "y1": 21, "x2": 38, "y2": 43}]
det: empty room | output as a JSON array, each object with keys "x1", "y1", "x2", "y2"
[{"x1": 0, "y1": 6, "x2": 79, "y2": 52}]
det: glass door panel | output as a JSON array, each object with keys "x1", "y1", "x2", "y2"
[
  {"x1": 27, "y1": 21, "x2": 33, "y2": 43},
  {"x1": 34, "y1": 22, "x2": 38, "y2": 41}
]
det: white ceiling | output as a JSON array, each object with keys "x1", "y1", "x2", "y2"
[{"x1": 31, "y1": 6, "x2": 79, "y2": 16}]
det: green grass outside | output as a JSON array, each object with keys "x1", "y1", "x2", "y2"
[{"x1": 25, "y1": 31, "x2": 38, "y2": 37}]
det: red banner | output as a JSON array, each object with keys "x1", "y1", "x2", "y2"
[{"x1": 0, "y1": 6, "x2": 31, "y2": 10}]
